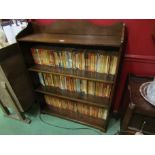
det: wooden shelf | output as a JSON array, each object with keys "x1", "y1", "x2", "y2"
[
  {"x1": 29, "y1": 65, "x2": 115, "y2": 84},
  {"x1": 42, "y1": 105, "x2": 106, "y2": 131},
  {"x1": 17, "y1": 33, "x2": 122, "y2": 47},
  {"x1": 36, "y1": 86, "x2": 110, "y2": 108}
]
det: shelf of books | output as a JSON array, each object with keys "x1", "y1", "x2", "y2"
[
  {"x1": 28, "y1": 46, "x2": 117, "y2": 130},
  {"x1": 16, "y1": 21, "x2": 125, "y2": 131},
  {"x1": 29, "y1": 47, "x2": 118, "y2": 83},
  {"x1": 42, "y1": 95, "x2": 107, "y2": 130},
  {"x1": 35, "y1": 85, "x2": 110, "y2": 108}
]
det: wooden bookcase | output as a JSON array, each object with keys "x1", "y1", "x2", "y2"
[{"x1": 16, "y1": 20, "x2": 126, "y2": 132}]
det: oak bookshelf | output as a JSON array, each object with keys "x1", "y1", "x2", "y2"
[{"x1": 16, "y1": 20, "x2": 126, "y2": 132}]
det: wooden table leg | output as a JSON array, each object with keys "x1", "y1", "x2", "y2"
[
  {"x1": 0, "y1": 82, "x2": 31, "y2": 124},
  {"x1": 0, "y1": 99, "x2": 10, "y2": 115}
]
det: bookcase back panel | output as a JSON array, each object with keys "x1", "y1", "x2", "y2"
[
  {"x1": 31, "y1": 20, "x2": 123, "y2": 37},
  {"x1": 17, "y1": 20, "x2": 125, "y2": 47}
]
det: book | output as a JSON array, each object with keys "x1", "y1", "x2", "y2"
[
  {"x1": 88, "y1": 81, "x2": 95, "y2": 95},
  {"x1": 81, "y1": 80, "x2": 87, "y2": 94},
  {"x1": 38, "y1": 72, "x2": 45, "y2": 86},
  {"x1": 44, "y1": 95, "x2": 108, "y2": 119},
  {"x1": 31, "y1": 48, "x2": 42, "y2": 65},
  {"x1": 85, "y1": 52, "x2": 88, "y2": 71},
  {"x1": 49, "y1": 50, "x2": 55, "y2": 66},
  {"x1": 76, "y1": 79, "x2": 81, "y2": 92},
  {"x1": 42, "y1": 73, "x2": 48, "y2": 86},
  {"x1": 102, "y1": 109, "x2": 108, "y2": 120},
  {"x1": 31, "y1": 48, "x2": 118, "y2": 79},
  {"x1": 110, "y1": 55, "x2": 118, "y2": 75},
  {"x1": 31, "y1": 48, "x2": 38, "y2": 64},
  {"x1": 50, "y1": 74, "x2": 54, "y2": 87},
  {"x1": 72, "y1": 51, "x2": 76, "y2": 69}
]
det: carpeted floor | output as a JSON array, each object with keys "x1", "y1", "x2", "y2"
[{"x1": 0, "y1": 104, "x2": 120, "y2": 135}]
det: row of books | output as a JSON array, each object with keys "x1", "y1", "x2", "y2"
[
  {"x1": 38, "y1": 72, "x2": 112, "y2": 97},
  {"x1": 31, "y1": 48, "x2": 118, "y2": 75},
  {"x1": 44, "y1": 95, "x2": 108, "y2": 120}
]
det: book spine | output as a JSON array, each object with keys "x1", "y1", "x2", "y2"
[
  {"x1": 38, "y1": 73, "x2": 45, "y2": 86},
  {"x1": 40, "y1": 49, "x2": 45, "y2": 65},
  {"x1": 68, "y1": 51, "x2": 72, "y2": 69},
  {"x1": 87, "y1": 53, "x2": 90, "y2": 71},
  {"x1": 36, "y1": 48, "x2": 42, "y2": 65},
  {"x1": 50, "y1": 74, "x2": 54, "y2": 87},
  {"x1": 43, "y1": 73, "x2": 48, "y2": 86},
  {"x1": 82, "y1": 52, "x2": 85, "y2": 70},
  {"x1": 96, "y1": 53, "x2": 100, "y2": 73},
  {"x1": 85, "y1": 52, "x2": 88, "y2": 71},
  {"x1": 72, "y1": 51, "x2": 76, "y2": 69},
  {"x1": 77, "y1": 79, "x2": 81, "y2": 92},
  {"x1": 57, "y1": 51, "x2": 60, "y2": 67},
  {"x1": 94, "y1": 53, "x2": 97, "y2": 72},
  {"x1": 66, "y1": 51, "x2": 71, "y2": 68},
  {"x1": 31, "y1": 48, "x2": 37, "y2": 64},
  {"x1": 44, "y1": 49, "x2": 48, "y2": 65},
  {"x1": 46, "y1": 73, "x2": 52, "y2": 86},
  {"x1": 102, "y1": 109, "x2": 108, "y2": 120},
  {"x1": 59, "y1": 51, "x2": 63, "y2": 67},
  {"x1": 112, "y1": 56, "x2": 118, "y2": 75}
]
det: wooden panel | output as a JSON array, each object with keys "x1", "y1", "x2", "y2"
[
  {"x1": 31, "y1": 20, "x2": 124, "y2": 37},
  {"x1": 36, "y1": 86, "x2": 110, "y2": 108},
  {"x1": 0, "y1": 44, "x2": 35, "y2": 112},
  {"x1": 129, "y1": 113, "x2": 155, "y2": 134},
  {"x1": 0, "y1": 68, "x2": 15, "y2": 108},
  {"x1": 29, "y1": 65, "x2": 115, "y2": 84},
  {"x1": 18, "y1": 33, "x2": 122, "y2": 47},
  {"x1": 125, "y1": 54, "x2": 155, "y2": 64}
]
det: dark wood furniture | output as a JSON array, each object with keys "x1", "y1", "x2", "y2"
[
  {"x1": 16, "y1": 20, "x2": 126, "y2": 131},
  {"x1": 0, "y1": 44, "x2": 35, "y2": 123},
  {"x1": 120, "y1": 74, "x2": 155, "y2": 135}
]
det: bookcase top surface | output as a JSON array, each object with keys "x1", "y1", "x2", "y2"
[
  {"x1": 18, "y1": 33, "x2": 122, "y2": 47},
  {"x1": 17, "y1": 20, "x2": 125, "y2": 47}
]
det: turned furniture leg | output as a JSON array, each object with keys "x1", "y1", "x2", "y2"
[{"x1": 121, "y1": 103, "x2": 136, "y2": 130}]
